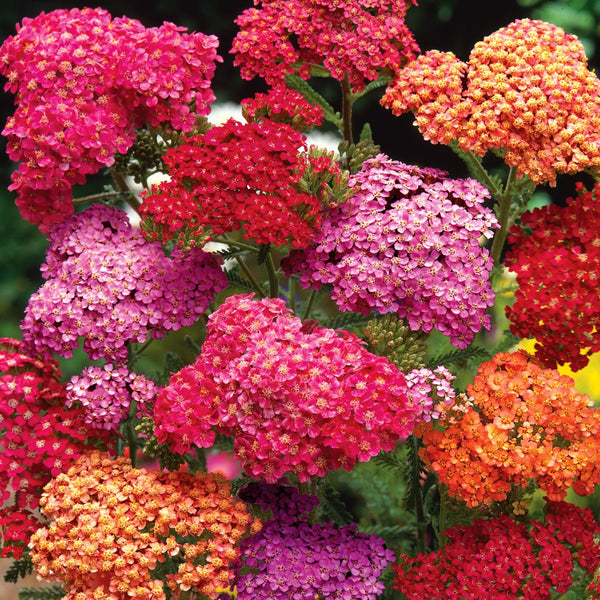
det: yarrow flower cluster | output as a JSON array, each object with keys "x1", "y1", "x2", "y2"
[
  {"x1": 283, "y1": 154, "x2": 498, "y2": 348},
  {"x1": 0, "y1": 506, "x2": 41, "y2": 559},
  {"x1": 231, "y1": 0, "x2": 419, "y2": 92},
  {"x1": 404, "y1": 366, "x2": 456, "y2": 422},
  {"x1": 381, "y1": 19, "x2": 600, "y2": 184},
  {"x1": 66, "y1": 364, "x2": 157, "y2": 431},
  {"x1": 505, "y1": 181, "x2": 600, "y2": 371},
  {"x1": 29, "y1": 451, "x2": 261, "y2": 600},
  {"x1": 0, "y1": 7, "x2": 221, "y2": 230},
  {"x1": 419, "y1": 351, "x2": 600, "y2": 506},
  {"x1": 228, "y1": 481, "x2": 394, "y2": 600},
  {"x1": 21, "y1": 204, "x2": 227, "y2": 363},
  {"x1": 240, "y1": 86, "x2": 325, "y2": 131},
  {"x1": 139, "y1": 117, "x2": 335, "y2": 248},
  {"x1": 0, "y1": 338, "x2": 112, "y2": 513},
  {"x1": 394, "y1": 501, "x2": 600, "y2": 600},
  {"x1": 154, "y1": 293, "x2": 418, "y2": 482}
]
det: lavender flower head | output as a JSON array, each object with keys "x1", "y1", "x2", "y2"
[
  {"x1": 283, "y1": 154, "x2": 499, "y2": 348},
  {"x1": 21, "y1": 204, "x2": 228, "y2": 362},
  {"x1": 232, "y1": 481, "x2": 394, "y2": 600}
]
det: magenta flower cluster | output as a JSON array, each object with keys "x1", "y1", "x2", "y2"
[
  {"x1": 283, "y1": 154, "x2": 498, "y2": 348},
  {"x1": 0, "y1": 7, "x2": 220, "y2": 231},
  {"x1": 154, "y1": 293, "x2": 420, "y2": 482},
  {"x1": 21, "y1": 204, "x2": 227, "y2": 363},
  {"x1": 66, "y1": 364, "x2": 157, "y2": 431},
  {"x1": 231, "y1": 481, "x2": 394, "y2": 600}
]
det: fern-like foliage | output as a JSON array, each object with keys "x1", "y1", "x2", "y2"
[
  {"x1": 19, "y1": 586, "x2": 65, "y2": 600},
  {"x1": 320, "y1": 311, "x2": 373, "y2": 331},
  {"x1": 317, "y1": 480, "x2": 355, "y2": 527},
  {"x1": 284, "y1": 73, "x2": 342, "y2": 130},
  {"x1": 426, "y1": 345, "x2": 490, "y2": 370},
  {"x1": 4, "y1": 554, "x2": 33, "y2": 583},
  {"x1": 225, "y1": 268, "x2": 266, "y2": 295}
]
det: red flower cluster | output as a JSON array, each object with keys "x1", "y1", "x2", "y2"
[
  {"x1": 0, "y1": 7, "x2": 220, "y2": 230},
  {"x1": 241, "y1": 86, "x2": 325, "y2": 131},
  {"x1": 0, "y1": 506, "x2": 41, "y2": 559},
  {"x1": 154, "y1": 294, "x2": 418, "y2": 482},
  {"x1": 419, "y1": 352, "x2": 600, "y2": 506},
  {"x1": 231, "y1": 0, "x2": 419, "y2": 92},
  {"x1": 505, "y1": 181, "x2": 600, "y2": 371},
  {"x1": 0, "y1": 339, "x2": 112, "y2": 542},
  {"x1": 394, "y1": 501, "x2": 600, "y2": 600},
  {"x1": 140, "y1": 118, "x2": 333, "y2": 248},
  {"x1": 382, "y1": 19, "x2": 600, "y2": 184}
]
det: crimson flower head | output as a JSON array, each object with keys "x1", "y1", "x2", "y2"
[
  {"x1": 139, "y1": 117, "x2": 339, "y2": 248},
  {"x1": 505, "y1": 181, "x2": 600, "y2": 371},
  {"x1": 231, "y1": 0, "x2": 419, "y2": 92},
  {"x1": 154, "y1": 293, "x2": 420, "y2": 483},
  {"x1": 382, "y1": 19, "x2": 600, "y2": 185},
  {"x1": 0, "y1": 7, "x2": 220, "y2": 231}
]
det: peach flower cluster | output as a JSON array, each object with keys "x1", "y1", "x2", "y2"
[
  {"x1": 381, "y1": 19, "x2": 600, "y2": 184},
  {"x1": 29, "y1": 451, "x2": 260, "y2": 600},
  {"x1": 419, "y1": 351, "x2": 600, "y2": 507}
]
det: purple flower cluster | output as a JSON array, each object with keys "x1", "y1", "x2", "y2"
[
  {"x1": 66, "y1": 364, "x2": 156, "y2": 431},
  {"x1": 283, "y1": 154, "x2": 498, "y2": 348},
  {"x1": 232, "y1": 482, "x2": 394, "y2": 600},
  {"x1": 21, "y1": 204, "x2": 227, "y2": 362}
]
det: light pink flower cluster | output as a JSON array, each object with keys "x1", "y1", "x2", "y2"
[
  {"x1": 154, "y1": 294, "x2": 419, "y2": 482},
  {"x1": 381, "y1": 19, "x2": 600, "y2": 185},
  {"x1": 0, "y1": 7, "x2": 221, "y2": 230},
  {"x1": 231, "y1": 0, "x2": 419, "y2": 92},
  {"x1": 283, "y1": 154, "x2": 498, "y2": 348},
  {"x1": 66, "y1": 364, "x2": 157, "y2": 431},
  {"x1": 21, "y1": 204, "x2": 227, "y2": 363},
  {"x1": 405, "y1": 366, "x2": 456, "y2": 422}
]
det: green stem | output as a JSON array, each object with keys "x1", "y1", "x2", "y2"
[
  {"x1": 301, "y1": 288, "x2": 317, "y2": 321},
  {"x1": 72, "y1": 191, "x2": 124, "y2": 206},
  {"x1": 214, "y1": 236, "x2": 260, "y2": 253},
  {"x1": 409, "y1": 435, "x2": 428, "y2": 554},
  {"x1": 112, "y1": 170, "x2": 141, "y2": 214},
  {"x1": 490, "y1": 166, "x2": 517, "y2": 265},
  {"x1": 341, "y1": 75, "x2": 354, "y2": 144},
  {"x1": 236, "y1": 256, "x2": 266, "y2": 298},
  {"x1": 264, "y1": 248, "x2": 279, "y2": 298},
  {"x1": 462, "y1": 149, "x2": 504, "y2": 202}
]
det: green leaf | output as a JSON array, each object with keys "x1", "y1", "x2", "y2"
[
  {"x1": 284, "y1": 74, "x2": 342, "y2": 130},
  {"x1": 4, "y1": 555, "x2": 33, "y2": 583},
  {"x1": 351, "y1": 75, "x2": 391, "y2": 102},
  {"x1": 426, "y1": 345, "x2": 490, "y2": 370},
  {"x1": 19, "y1": 587, "x2": 65, "y2": 600},
  {"x1": 318, "y1": 480, "x2": 355, "y2": 526}
]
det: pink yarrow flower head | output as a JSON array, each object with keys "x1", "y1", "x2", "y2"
[
  {"x1": 0, "y1": 338, "x2": 113, "y2": 514},
  {"x1": 66, "y1": 364, "x2": 157, "y2": 431},
  {"x1": 139, "y1": 117, "x2": 337, "y2": 248},
  {"x1": 154, "y1": 293, "x2": 421, "y2": 483},
  {"x1": 231, "y1": 0, "x2": 419, "y2": 93},
  {"x1": 381, "y1": 19, "x2": 600, "y2": 185},
  {"x1": 505, "y1": 181, "x2": 600, "y2": 371},
  {"x1": 21, "y1": 204, "x2": 227, "y2": 363},
  {"x1": 0, "y1": 7, "x2": 221, "y2": 231},
  {"x1": 282, "y1": 154, "x2": 498, "y2": 348}
]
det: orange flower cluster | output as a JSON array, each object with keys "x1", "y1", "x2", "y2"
[
  {"x1": 419, "y1": 352, "x2": 600, "y2": 507},
  {"x1": 381, "y1": 19, "x2": 600, "y2": 185},
  {"x1": 29, "y1": 451, "x2": 261, "y2": 600}
]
